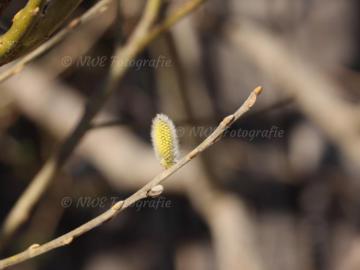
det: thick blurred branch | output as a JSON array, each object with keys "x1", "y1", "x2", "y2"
[
  {"x1": 0, "y1": 0, "x2": 113, "y2": 83},
  {"x1": 0, "y1": 0, "x2": 83, "y2": 65},
  {"x1": 0, "y1": 0, "x2": 164, "y2": 247},
  {"x1": 3, "y1": 67, "x2": 184, "y2": 191},
  {"x1": 0, "y1": 0, "x2": 207, "y2": 249},
  {"x1": 228, "y1": 21, "x2": 360, "y2": 176}
]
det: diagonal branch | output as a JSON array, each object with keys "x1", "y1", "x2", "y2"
[
  {"x1": 0, "y1": 0, "x2": 162, "y2": 245},
  {"x1": 0, "y1": 0, "x2": 206, "y2": 248},
  {"x1": 0, "y1": 86, "x2": 263, "y2": 269},
  {"x1": 0, "y1": 0, "x2": 112, "y2": 82},
  {"x1": 0, "y1": 0, "x2": 85, "y2": 65}
]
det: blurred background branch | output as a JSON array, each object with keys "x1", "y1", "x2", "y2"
[
  {"x1": 0, "y1": 0, "x2": 359, "y2": 270},
  {"x1": 0, "y1": 0, "x2": 168, "y2": 246}
]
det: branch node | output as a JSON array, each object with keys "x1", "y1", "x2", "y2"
[
  {"x1": 28, "y1": 244, "x2": 40, "y2": 251},
  {"x1": 220, "y1": 114, "x2": 235, "y2": 128},
  {"x1": 111, "y1": 201, "x2": 124, "y2": 212},
  {"x1": 62, "y1": 237, "x2": 74, "y2": 245},
  {"x1": 147, "y1": 185, "x2": 164, "y2": 198},
  {"x1": 247, "y1": 86, "x2": 263, "y2": 108},
  {"x1": 68, "y1": 18, "x2": 81, "y2": 29},
  {"x1": 188, "y1": 150, "x2": 198, "y2": 160},
  {"x1": 99, "y1": 6, "x2": 108, "y2": 13}
]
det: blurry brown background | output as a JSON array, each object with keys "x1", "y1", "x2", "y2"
[{"x1": 1, "y1": 0, "x2": 360, "y2": 269}]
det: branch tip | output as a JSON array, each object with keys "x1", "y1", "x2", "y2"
[{"x1": 254, "y1": 86, "x2": 263, "y2": 96}]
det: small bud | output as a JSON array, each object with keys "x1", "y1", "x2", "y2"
[
  {"x1": 151, "y1": 114, "x2": 179, "y2": 169},
  {"x1": 111, "y1": 201, "x2": 123, "y2": 211},
  {"x1": 254, "y1": 86, "x2": 263, "y2": 95},
  {"x1": 63, "y1": 237, "x2": 74, "y2": 245},
  {"x1": 28, "y1": 244, "x2": 40, "y2": 250},
  {"x1": 147, "y1": 185, "x2": 164, "y2": 198}
]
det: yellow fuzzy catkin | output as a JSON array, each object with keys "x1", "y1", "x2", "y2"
[{"x1": 151, "y1": 114, "x2": 179, "y2": 169}]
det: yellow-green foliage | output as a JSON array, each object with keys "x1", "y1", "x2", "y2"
[
  {"x1": 0, "y1": 0, "x2": 83, "y2": 65},
  {"x1": 151, "y1": 114, "x2": 179, "y2": 169}
]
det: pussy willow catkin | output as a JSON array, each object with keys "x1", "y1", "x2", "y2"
[{"x1": 151, "y1": 114, "x2": 179, "y2": 169}]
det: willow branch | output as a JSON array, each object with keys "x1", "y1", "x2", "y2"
[
  {"x1": 0, "y1": 0, "x2": 84, "y2": 65},
  {"x1": 0, "y1": 0, "x2": 206, "y2": 248},
  {"x1": 0, "y1": 0, "x2": 206, "y2": 83},
  {"x1": 0, "y1": 0, "x2": 162, "y2": 245},
  {"x1": 0, "y1": 86, "x2": 263, "y2": 269},
  {"x1": 0, "y1": 0, "x2": 112, "y2": 83}
]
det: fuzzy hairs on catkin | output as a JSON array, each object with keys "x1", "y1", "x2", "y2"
[{"x1": 151, "y1": 114, "x2": 180, "y2": 169}]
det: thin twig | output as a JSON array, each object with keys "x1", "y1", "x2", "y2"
[
  {"x1": 151, "y1": 34, "x2": 264, "y2": 270},
  {"x1": 0, "y1": 0, "x2": 206, "y2": 83},
  {"x1": 0, "y1": 0, "x2": 162, "y2": 244},
  {"x1": 0, "y1": 86, "x2": 263, "y2": 269},
  {"x1": 0, "y1": 0, "x2": 206, "y2": 248}
]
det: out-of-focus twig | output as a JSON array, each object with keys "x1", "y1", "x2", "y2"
[
  {"x1": 40, "y1": 1, "x2": 117, "y2": 77},
  {"x1": 0, "y1": 0, "x2": 207, "y2": 249},
  {"x1": 0, "y1": 0, "x2": 84, "y2": 65},
  {"x1": 152, "y1": 32, "x2": 263, "y2": 270},
  {"x1": 0, "y1": 87, "x2": 262, "y2": 269},
  {"x1": 3, "y1": 67, "x2": 184, "y2": 192},
  {"x1": 228, "y1": 21, "x2": 360, "y2": 175},
  {"x1": 0, "y1": 0, "x2": 164, "y2": 247},
  {"x1": 0, "y1": 0, "x2": 113, "y2": 83}
]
